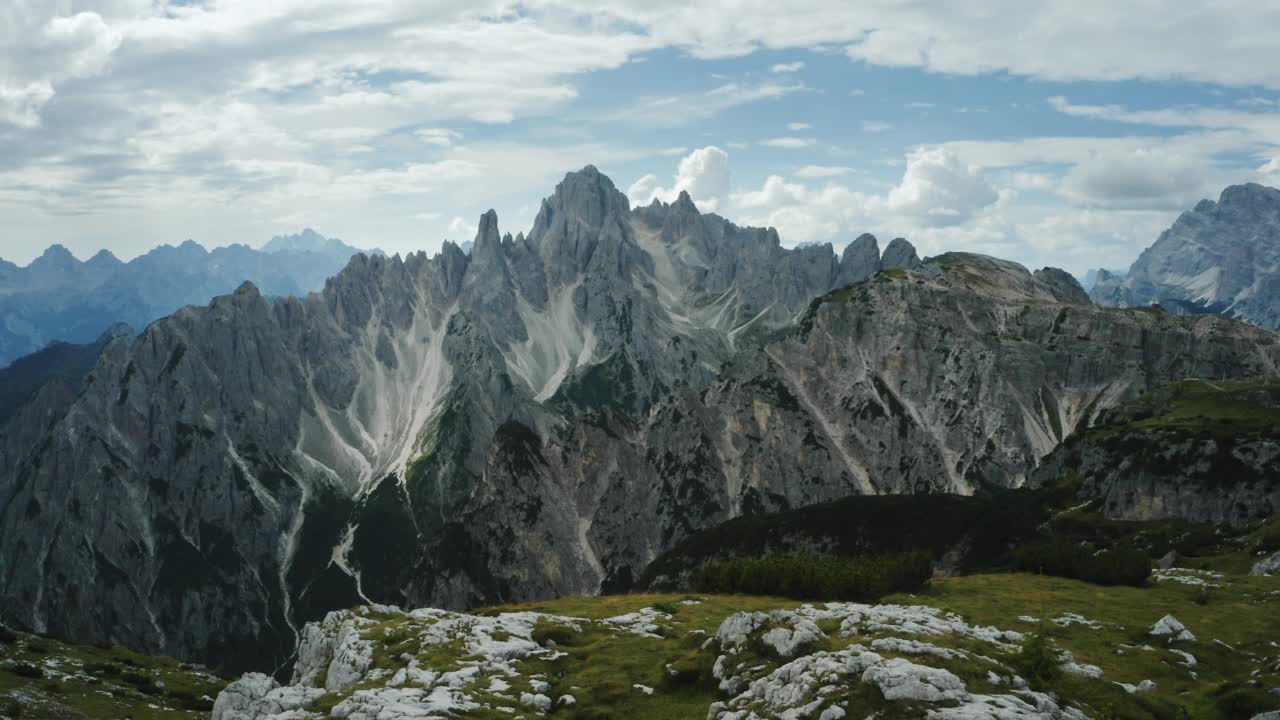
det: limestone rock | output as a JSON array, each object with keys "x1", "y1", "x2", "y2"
[
  {"x1": 1150, "y1": 615, "x2": 1196, "y2": 642},
  {"x1": 1251, "y1": 551, "x2": 1280, "y2": 576},
  {"x1": 880, "y1": 237, "x2": 921, "y2": 270},
  {"x1": 835, "y1": 233, "x2": 880, "y2": 287}
]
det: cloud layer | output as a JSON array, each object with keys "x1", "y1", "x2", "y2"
[{"x1": 2, "y1": 1, "x2": 1280, "y2": 275}]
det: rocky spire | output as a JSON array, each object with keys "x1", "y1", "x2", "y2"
[
  {"x1": 881, "y1": 238, "x2": 922, "y2": 271},
  {"x1": 836, "y1": 234, "x2": 881, "y2": 287}
]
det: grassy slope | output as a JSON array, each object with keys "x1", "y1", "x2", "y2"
[
  {"x1": 0, "y1": 630, "x2": 227, "y2": 720},
  {"x1": 895, "y1": 572, "x2": 1280, "y2": 719}
]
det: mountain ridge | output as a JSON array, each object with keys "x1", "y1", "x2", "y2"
[
  {"x1": 0, "y1": 230, "x2": 378, "y2": 368},
  {"x1": 1, "y1": 167, "x2": 1277, "y2": 675}
]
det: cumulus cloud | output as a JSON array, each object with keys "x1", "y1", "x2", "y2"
[
  {"x1": 879, "y1": 147, "x2": 998, "y2": 226},
  {"x1": 786, "y1": 122, "x2": 811, "y2": 131},
  {"x1": 726, "y1": 146, "x2": 997, "y2": 249},
  {"x1": 627, "y1": 146, "x2": 731, "y2": 211},
  {"x1": 770, "y1": 61, "x2": 805, "y2": 73},
  {"x1": 0, "y1": 9, "x2": 122, "y2": 127}
]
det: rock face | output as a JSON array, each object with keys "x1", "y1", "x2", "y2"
[
  {"x1": 1030, "y1": 378, "x2": 1280, "y2": 526},
  {"x1": 879, "y1": 237, "x2": 921, "y2": 271},
  {"x1": 835, "y1": 233, "x2": 881, "y2": 287},
  {"x1": 0, "y1": 324, "x2": 131, "y2": 479},
  {"x1": 1091, "y1": 183, "x2": 1280, "y2": 328},
  {"x1": 0, "y1": 230, "x2": 376, "y2": 368},
  {"x1": 2, "y1": 167, "x2": 1279, "y2": 673}
]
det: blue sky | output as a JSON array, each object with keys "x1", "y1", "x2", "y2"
[{"x1": 2, "y1": 2, "x2": 1280, "y2": 276}]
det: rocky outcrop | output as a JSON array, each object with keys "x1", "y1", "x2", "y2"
[
  {"x1": 1253, "y1": 551, "x2": 1280, "y2": 576},
  {"x1": 1034, "y1": 268, "x2": 1092, "y2": 305},
  {"x1": 1091, "y1": 183, "x2": 1280, "y2": 328},
  {"x1": 879, "y1": 237, "x2": 921, "y2": 271},
  {"x1": 3, "y1": 167, "x2": 1279, "y2": 673},
  {"x1": 213, "y1": 599, "x2": 1095, "y2": 719},
  {"x1": 835, "y1": 233, "x2": 881, "y2": 287}
]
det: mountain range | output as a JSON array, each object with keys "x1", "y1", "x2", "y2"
[
  {"x1": 1, "y1": 166, "x2": 1277, "y2": 675},
  {"x1": 0, "y1": 229, "x2": 378, "y2": 369}
]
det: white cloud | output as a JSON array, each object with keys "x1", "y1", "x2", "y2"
[
  {"x1": 416, "y1": 128, "x2": 463, "y2": 146},
  {"x1": 0, "y1": 9, "x2": 122, "y2": 127},
  {"x1": 627, "y1": 146, "x2": 730, "y2": 211},
  {"x1": 733, "y1": 175, "x2": 809, "y2": 209},
  {"x1": 5, "y1": 0, "x2": 1280, "y2": 270},
  {"x1": 728, "y1": 146, "x2": 997, "y2": 247},
  {"x1": 879, "y1": 147, "x2": 998, "y2": 227},
  {"x1": 616, "y1": 81, "x2": 807, "y2": 127},
  {"x1": 0, "y1": 81, "x2": 54, "y2": 128},
  {"x1": 1060, "y1": 148, "x2": 1210, "y2": 210},
  {"x1": 762, "y1": 136, "x2": 815, "y2": 149},
  {"x1": 447, "y1": 216, "x2": 472, "y2": 238},
  {"x1": 786, "y1": 122, "x2": 811, "y2": 131},
  {"x1": 770, "y1": 61, "x2": 805, "y2": 73},
  {"x1": 795, "y1": 165, "x2": 852, "y2": 178}
]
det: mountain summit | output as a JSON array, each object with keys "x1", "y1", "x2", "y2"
[
  {"x1": 1, "y1": 167, "x2": 1277, "y2": 674},
  {"x1": 1091, "y1": 182, "x2": 1280, "y2": 327}
]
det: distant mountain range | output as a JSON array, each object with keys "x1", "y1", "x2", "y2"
[
  {"x1": 1090, "y1": 183, "x2": 1280, "y2": 327},
  {"x1": 0, "y1": 229, "x2": 378, "y2": 368}
]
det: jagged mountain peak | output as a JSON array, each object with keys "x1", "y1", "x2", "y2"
[
  {"x1": 1090, "y1": 182, "x2": 1280, "y2": 327},
  {"x1": 474, "y1": 209, "x2": 503, "y2": 252},
  {"x1": 881, "y1": 237, "x2": 921, "y2": 270},
  {"x1": 32, "y1": 243, "x2": 78, "y2": 266},
  {"x1": 1216, "y1": 181, "x2": 1280, "y2": 209},
  {"x1": 529, "y1": 166, "x2": 632, "y2": 245},
  {"x1": 86, "y1": 248, "x2": 122, "y2": 266}
]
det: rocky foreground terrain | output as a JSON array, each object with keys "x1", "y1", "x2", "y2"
[
  {"x1": 204, "y1": 558, "x2": 1278, "y2": 720},
  {"x1": 3, "y1": 167, "x2": 1280, "y2": 674}
]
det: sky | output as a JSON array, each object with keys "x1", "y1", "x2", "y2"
[{"x1": 2, "y1": 2, "x2": 1280, "y2": 276}]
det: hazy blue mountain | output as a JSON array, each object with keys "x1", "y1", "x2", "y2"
[
  {"x1": 1080, "y1": 267, "x2": 1126, "y2": 291},
  {"x1": 0, "y1": 231, "x2": 377, "y2": 368}
]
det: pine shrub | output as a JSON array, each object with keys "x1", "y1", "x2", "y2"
[
  {"x1": 690, "y1": 552, "x2": 931, "y2": 601},
  {"x1": 1014, "y1": 540, "x2": 1151, "y2": 586}
]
